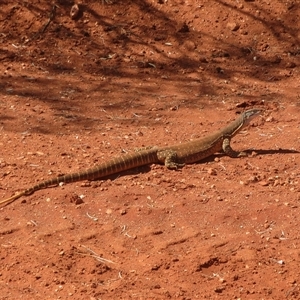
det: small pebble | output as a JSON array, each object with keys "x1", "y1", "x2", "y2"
[
  {"x1": 226, "y1": 22, "x2": 240, "y2": 31},
  {"x1": 70, "y1": 4, "x2": 80, "y2": 19}
]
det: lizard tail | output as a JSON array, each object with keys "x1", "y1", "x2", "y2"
[{"x1": 0, "y1": 191, "x2": 27, "y2": 206}]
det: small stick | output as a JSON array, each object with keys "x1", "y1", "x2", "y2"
[{"x1": 80, "y1": 245, "x2": 115, "y2": 264}]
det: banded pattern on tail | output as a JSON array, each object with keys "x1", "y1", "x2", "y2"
[
  {"x1": 1, "y1": 147, "x2": 159, "y2": 205},
  {"x1": 24, "y1": 147, "x2": 159, "y2": 195}
]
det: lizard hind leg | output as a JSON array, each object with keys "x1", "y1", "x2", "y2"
[{"x1": 163, "y1": 150, "x2": 185, "y2": 170}]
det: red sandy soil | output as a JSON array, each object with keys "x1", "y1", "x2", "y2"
[{"x1": 0, "y1": 0, "x2": 300, "y2": 299}]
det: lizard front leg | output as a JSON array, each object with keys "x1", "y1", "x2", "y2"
[{"x1": 222, "y1": 138, "x2": 247, "y2": 157}]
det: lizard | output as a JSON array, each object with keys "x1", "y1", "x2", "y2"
[{"x1": 0, "y1": 108, "x2": 262, "y2": 206}]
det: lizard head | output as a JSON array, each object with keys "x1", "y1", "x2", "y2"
[{"x1": 242, "y1": 108, "x2": 263, "y2": 126}]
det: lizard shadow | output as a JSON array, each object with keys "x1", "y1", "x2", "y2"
[
  {"x1": 206, "y1": 148, "x2": 299, "y2": 163},
  {"x1": 243, "y1": 148, "x2": 299, "y2": 155}
]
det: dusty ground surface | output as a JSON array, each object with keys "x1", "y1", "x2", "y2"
[{"x1": 0, "y1": 0, "x2": 300, "y2": 299}]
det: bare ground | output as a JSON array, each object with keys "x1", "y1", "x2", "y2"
[{"x1": 0, "y1": 0, "x2": 300, "y2": 299}]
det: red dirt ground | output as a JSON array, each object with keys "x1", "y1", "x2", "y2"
[{"x1": 0, "y1": 0, "x2": 300, "y2": 299}]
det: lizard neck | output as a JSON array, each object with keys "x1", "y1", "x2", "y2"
[
  {"x1": 220, "y1": 113, "x2": 246, "y2": 138},
  {"x1": 221, "y1": 108, "x2": 261, "y2": 138}
]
